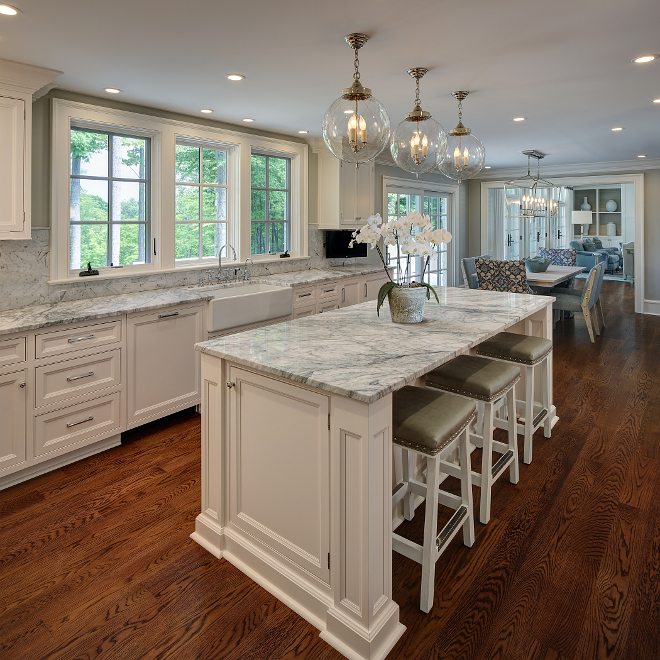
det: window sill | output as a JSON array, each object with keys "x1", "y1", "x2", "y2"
[{"x1": 47, "y1": 255, "x2": 311, "y2": 285}]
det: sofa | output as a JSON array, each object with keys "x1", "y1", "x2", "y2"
[{"x1": 569, "y1": 240, "x2": 618, "y2": 273}]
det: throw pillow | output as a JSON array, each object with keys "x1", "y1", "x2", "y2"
[
  {"x1": 475, "y1": 258, "x2": 534, "y2": 294},
  {"x1": 538, "y1": 247, "x2": 577, "y2": 267},
  {"x1": 592, "y1": 238, "x2": 603, "y2": 249},
  {"x1": 582, "y1": 241, "x2": 596, "y2": 252}
]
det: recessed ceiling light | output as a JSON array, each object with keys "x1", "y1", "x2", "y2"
[
  {"x1": 513, "y1": 117, "x2": 526, "y2": 122},
  {"x1": 227, "y1": 74, "x2": 244, "y2": 81},
  {"x1": 200, "y1": 109, "x2": 213, "y2": 114},
  {"x1": 484, "y1": 166, "x2": 491, "y2": 169},
  {"x1": 104, "y1": 88, "x2": 121, "y2": 94},
  {"x1": 298, "y1": 130, "x2": 308, "y2": 134},
  {"x1": 612, "y1": 127, "x2": 624, "y2": 131},
  {"x1": 633, "y1": 55, "x2": 658, "y2": 63},
  {"x1": 638, "y1": 154, "x2": 647, "y2": 158},
  {"x1": 242, "y1": 118, "x2": 254, "y2": 122},
  {"x1": 0, "y1": 4, "x2": 21, "y2": 15}
]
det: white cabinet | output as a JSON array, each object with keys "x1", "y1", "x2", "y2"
[
  {"x1": 0, "y1": 59, "x2": 61, "y2": 240},
  {"x1": 317, "y1": 147, "x2": 374, "y2": 229},
  {"x1": 0, "y1": 369, "x2": 27, "y2": 472},
  {"x1": 127, "y1": 303, "x2": 203, "y2": 429},
  {"x1": 339, "y1": 277, "x2": 362, "y2": 308}
]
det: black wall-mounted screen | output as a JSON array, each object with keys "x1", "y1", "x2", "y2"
[{"x1": 325, "y1": 230, "x2": 368, "y2": 259}]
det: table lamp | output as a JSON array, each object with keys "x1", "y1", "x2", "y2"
[{"x1": 571, "y1": 210, "x2": 593, "y2": 238}]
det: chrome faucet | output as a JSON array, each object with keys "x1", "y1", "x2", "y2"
[
  {"x1": 244, "y1": 257, "x2": 253, "y2": 281},
  {"x1": 218, "y1": 244, "x2": 236, "y2": 279}
]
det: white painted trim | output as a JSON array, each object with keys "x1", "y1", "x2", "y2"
[
  {"x1": 474, "y1": 158, "x2": 660, "y2": 179},
  {"x1": 0, "y1": 58, "x2": 62, "y2": 95},
  {"x1": 479, "y1": 173, "x2": 645, "y2": 314},
  {"x1": 381, "y1": 175, "x2": 460, "y2": 287},
  {"x1": 644, "y1": 300, "x2": 660, "y2": 316},
  {"x1": 50, "y1": 99, "x2": 308, "y2": 283}
]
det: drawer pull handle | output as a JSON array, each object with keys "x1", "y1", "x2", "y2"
[
  {"x1": 227, "y1": 381, "x2": 236, "y2": 389},
  {"x1": 67, "y1": 371, "x2": 94, "y2": 382},
  {"x1": 342, "y1": 288, "x2": 345, "y2": 303},
  {"x1": 158, "y1": 312, "x2": 179, "y2": 319},
  {"x1": 298, "y1": 292, "x2": 312, "y2": 298},
  {"x1": 19, "y1": 382, "x2": 26, "y2": 388},
  {"x1": 68, "y1": 334, "x2": 95, "y2": 343},
  {"x1": 324, "y1": 288, "x2": 335, "y2": 293},
  {"x1": 67, "y1": 416, "x2": 94, "y2": 428},
  {"x1": 365, "y1": 283, "x2": 368, "y2": 297}
]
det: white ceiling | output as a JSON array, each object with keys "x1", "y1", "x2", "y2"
[{"x1": 2, "y1": 0, "x2": 659, "y2": 168}]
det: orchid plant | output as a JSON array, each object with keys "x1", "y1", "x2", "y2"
[{"x1": 349, "y1": 211, "x2": 452, "y2": 315}]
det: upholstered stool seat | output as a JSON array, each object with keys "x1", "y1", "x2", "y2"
[
  {"x1": 476, "y1": 332, "x2": 553, "y2": 464},
  {"x1": 392, "y1": 386, "x2": 476, "y2": 613},
  {"x1": 425, "y1": 355, "x2": 520, "y2": 524}
]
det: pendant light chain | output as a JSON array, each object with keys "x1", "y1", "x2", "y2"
[
  {"x1": 353, "y1": 46, "x2": 361, "y2": 84},
  {"x1": 457, "y1": 97, "x2": 463, "y2": 125},
  {"x1": 414, "y1": 76, "x2": 421, "y2": 107}
]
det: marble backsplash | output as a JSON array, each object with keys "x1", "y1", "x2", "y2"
[{"x1": 0, "y1": 227, "x2": 368, "y2": 312}]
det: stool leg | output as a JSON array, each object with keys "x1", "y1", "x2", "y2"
[
  {"x1": 459, "y1": 427, "x2": 475, "y2": 547},
  {"x1": 524, "y1": 365, "x2": 535, "y2": 465},
  {"x1": 507, "y1": 387, "x2": 519, "y2": 484},
  {"x1": 479, "y1": 402, "x2": 494, "y2": 525},
  {"x1": 402, "y1": 449, "x2": 415, "y2": 521},
  {"x1": 420, "y1": 456, "x2": 441, "y2": 613},
  {"x1": 542, "y1": 355, "x2": 552, "y2": 439}
]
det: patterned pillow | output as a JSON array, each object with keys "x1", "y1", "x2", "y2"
[
  {"x1": 538, "y1": 247, "x2": 577, "y2": 266},
  {"x1": 475, "y1": 258, "x2": 534, "y2": 294},
  {"x1": 582, "y1": 241, "x2": 596, "y2": 252},
  {"x1": 592, "y1": 238, "x2": 603, "y2": 249}
]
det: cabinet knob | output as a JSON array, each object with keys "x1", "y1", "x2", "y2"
[
  {"x1": 227, "y1": 381, "x2": 236, "y2": 389},
  {"x1": 19, "y1": 382, "x2": 26, "y2": 388}
]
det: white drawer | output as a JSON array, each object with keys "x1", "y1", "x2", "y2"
[
  {"x1": 292, "y1": 303, "x2": 316, "y2": 319},
  {"x1": 0, "y1": 335, "x2": 26, "y2": 371},
  {"x1": 317, "y1": 301, "x2": 339, "y2": 314},
  {"x1": 34, "y1": 392, "x2": 121, "y2": 458},
  {"x1": 318, "y1": 281, "x2": 340, "y2": 300},
  {"x1": 35, "y1": 319, "x2": 122, "y2": 360},
  {"x1": 293, "y1": 285, "x2": 317, "y2": 308},
  {"x1": 35, "y1": 348, "x2": 121, "y2": 409}
]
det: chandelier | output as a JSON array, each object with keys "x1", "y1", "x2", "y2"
[
  {"x1": 322, "y1": 33, "x2": 391, "y2": 166},
  {"x1": 504, "y1": 151, "x2": 561, "y2": 218},
  {"x1": 390, "y1": 68, "x2": 447, "y2": 179},
  {"x1": 438, "y1": 91, "x2": 485, "y2": 183}
]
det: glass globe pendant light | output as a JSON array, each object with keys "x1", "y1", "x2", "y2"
[
  {"x1": 322, "y1": 33, "x2": 391, "y2": 167},
  {"x1": 390, "y1": 68, "x2": 447, "y2": 179},
  {"x1": 438, "y1": 91, "x2": 485, "y2": 183}
]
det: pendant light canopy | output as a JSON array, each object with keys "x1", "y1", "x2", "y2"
[
  {"x1": 438, "y1": 91, "x2": 485, "y2": 183},
  {"x1": 390, "y1": 68, "x2": 447, "y2": 179},
  {"x1": 322, "y1": 33, "x2": 391, "y2": 166}
]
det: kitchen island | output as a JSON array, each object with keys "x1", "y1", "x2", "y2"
[{"x1": 191, "y1": 287, "x2": 555, "y2": 660}]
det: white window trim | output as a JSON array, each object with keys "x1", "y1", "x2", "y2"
[
  {"x1": 381, "y1": 175, "x2": 460, "y2": 287},
  {"x1": 50, "y1": 99, "x2": 308, "y2": 283}
]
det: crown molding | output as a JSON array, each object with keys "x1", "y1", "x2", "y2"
[
  {"x1": 474, "y1": 157, "x2": 660, "y2": 180},
  {"x1": 0, "y1": 58, "x2": 62, "y2": 95}
]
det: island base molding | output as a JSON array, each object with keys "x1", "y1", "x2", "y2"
[{"x1": 191, "y1": 513, "x2": 406, "y2": 660}]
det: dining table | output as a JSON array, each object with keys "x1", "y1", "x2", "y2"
[{"x1": 526, "y1": 264, "x2": 585, "y2": 288}]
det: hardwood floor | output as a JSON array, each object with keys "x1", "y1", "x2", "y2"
[{"x1": 1, "y1": 280, "x2": 658, "y2": 659}]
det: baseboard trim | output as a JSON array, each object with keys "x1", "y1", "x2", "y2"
[
  {"x1": 644, "y1": 299, "x2": 660, "y2": 316},
  {"x1": 0, "y1": 434, "x2": 121, "y2": 491}
]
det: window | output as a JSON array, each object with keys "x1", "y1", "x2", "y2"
[
  {"x1": 175, "y1": 143, "x2": 228, "y2": 262},
  {"x1": 385, "y1": 188, "x2": 451, "y2": 286},
  {"x1": 69, "y1": 126, "x2": 150, "y2": 270},
  {"x1": 251, "y1": 152, "x2": 290, "y2": 255}
]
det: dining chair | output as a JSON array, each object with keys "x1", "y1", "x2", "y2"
[
  {"x1": 550, "y1": 262, "x2": 605, "y2": 342},
  {"x1": 461, "y1": 255, "x2": 490, "y2": 289},
  {"x1": 474, "y1": 258, "x2": 534, "y2": 294}
]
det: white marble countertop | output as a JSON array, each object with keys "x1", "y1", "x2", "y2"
[
  {"x1": 195, "y1": 288, "x2": 553, "y2": 404},
  {"x1": 0, "y1": 265, "x2": 385, "y2": 337}
]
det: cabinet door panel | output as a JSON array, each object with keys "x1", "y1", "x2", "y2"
[
  {"x1": 363, "y1": 274, "x2": 390, "y2": 302},
  {"x1": 339, "y1": 279, "x2": 361, "y2": 308},
  {"x1": 127, "y1": 304, "x2": 203, "y2": 428},
  {"x1": 228, "y1": 365, "x2": 330, "y2": 583},
  {"x1": 0, "y1": 369, "x2": 27, "y2": 472},
  {"x1": 0, "y1": 96, "x2": 25, "y2": 234}
]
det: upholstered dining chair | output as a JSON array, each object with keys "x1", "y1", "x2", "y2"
[
  {"x1": 538, "y1": 247, "x2": 578, "y2": 288},
  {"x1": 461, "y1": 255, "x2": 490, "y2": 289},
  {"x1": 474, "y1": 258, "x2": 534, "y2": 294},
  {"x1": 550, "y1": 262, "x2": 606, "y2": 343}
]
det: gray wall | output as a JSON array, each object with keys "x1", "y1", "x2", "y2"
[{"x1": 465, "y1": 168, "x2": 660, "y2": 305}]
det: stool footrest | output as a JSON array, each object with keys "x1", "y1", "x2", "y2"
[
  {"x1": 437, "y1": 505, "x2": 468, "y2": 551},
  {"x1": 492, "y1": 449, "x2": 514, "y2": 479},
  {"x1": 533, "y1": 408, "x2": 548, "y2": 427},
  {"x1": 393, "y1": 534, "x2": 423, "y2": 564}
]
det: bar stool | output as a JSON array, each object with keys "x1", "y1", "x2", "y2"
[
  {"x1": 475, "y1": 332, "x2": 552, "y2": 465},
  {"x1": 425, "y1": 355, "x2": 520, "y2": 525},
  {"x1": 392, "y1": 386, "x2": 477, "y2": 613}
]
